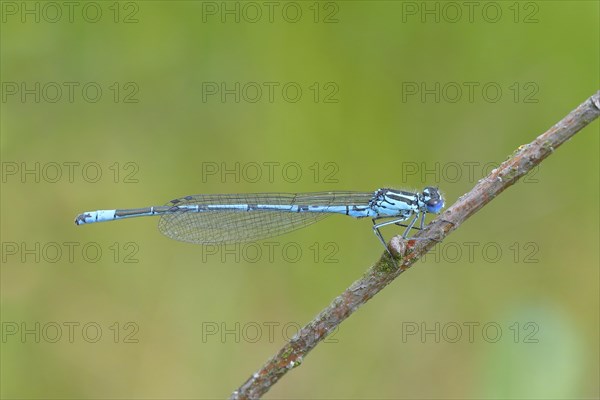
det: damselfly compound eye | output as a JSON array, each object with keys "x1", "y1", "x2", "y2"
[{"x1": 423, "y1": 187, "x2": 444, "y2": 214}]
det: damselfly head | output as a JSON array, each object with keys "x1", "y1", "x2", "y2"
[{"x1": 422, "y1": 186, "x2": 444, "y2": 214}]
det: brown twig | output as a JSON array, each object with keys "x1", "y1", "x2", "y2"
[{"x1": 230, "y1": 91, "x2": 600, "y2": 400}]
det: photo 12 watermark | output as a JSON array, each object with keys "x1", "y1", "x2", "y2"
[
  {"x1": 401, "y1": 81, "x2": 539, "y2": 104},
  {"x1": 1, "y1": 241, "x2": 140, "y2": 264},
  {"x1": 2, "y1": 321, "x2": 140, "y2": 344},
  {"x1": 2, "y1": 161, "x2": 140, "y2": 184},
  {"x1": 200, "y1": 1, "x2": 340, "y2": 24},
  {"x1": 201, "y1": 321, "x2": 340, "y2": 344},
  {"x1": 1, "y1": 81, "x2": 140, "y2": 104},
  {"x1": 201, "y1": 81, "x2": 339, "y2": 104},
  {"x1": 200, "y1": 241, "x2": 340, "y2": 264},
  {"x1": 401, "y1": 321, "x2": 540, "y2": 343},
  {"x1": 400, "y1": 2, "x2": 540, "y2": 24},
  {"x1": 1, "y1": 1, "x2": 140, "y2": 24},
  {"x1": 200, "y1": 161, "x2": 340, "y2": 184},
  {"x1": 418, "y1": 241, "x2": 540, "y2": 264},
  {"x1": 400, "y1": 161, "x2": 540, "y2": 185}
]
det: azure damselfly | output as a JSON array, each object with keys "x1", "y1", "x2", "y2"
[{"x1": 75, "y1": 187, "x2": 444, "y2": 255}]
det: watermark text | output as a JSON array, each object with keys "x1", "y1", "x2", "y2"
[
  {"x1": 201, "y1": 81, "x2": 339, "y2": 103},
  {"x1": 1, "y1": 1, "x2": 140, "y2": 23},
  {"x1": 201, "y1": 241, "x2": 339, "y2": 264},
  {"x1": 401, "y1": 81, "x2": 539, "y2": 103},
  {"x1": 201, "y1": 321, "x2": 339, "y2": 343},
  {"x1": 201, "y1": 1, "x2": 339, "y2": 23},
  {"x1": 201, "y1": 161, "x2": 339, "y2": 184},
  {"x1": 419, "y1": 241, "x2": 540, "y2": 264},
  {"x1": 2, "y1": 321, "x2": 139, "y2": 343},
  {"x1": 2, "y1": 242, "x2": 140, "y2": 264},
  {"x1": 400, "y1": 2, "x2": 539, "y2": 24},
  {"x1": 2, "y1": 81, "x2": 140, "y2": 103},
  {"x1": 401, "y1": 321, "x2": 539, "y2": 343},
  {"x1": 400, "y1": 161, "x2": 539, "y2": 184},
  {"x1": 2, "y1": 162, "x2": 139, "y2": 183}
]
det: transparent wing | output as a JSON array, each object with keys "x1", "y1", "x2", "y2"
[{"x1": 157, "y1": 192, "x2": 374, "y2": 244}]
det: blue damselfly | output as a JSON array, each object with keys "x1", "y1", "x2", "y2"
[{"x1": 75, "y1": 187, "x2": 444, "y2": 254}]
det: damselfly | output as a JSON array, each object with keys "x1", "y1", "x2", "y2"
[{"x1": 75, "y1": 187, "x2": 444, "y2": 254}]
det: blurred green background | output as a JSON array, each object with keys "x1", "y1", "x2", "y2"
[{"x1": 1, "y1": 1, "x2": 598, "y2": 399}]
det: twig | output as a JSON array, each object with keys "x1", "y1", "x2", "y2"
[{"x1": 230, "y1": 91, "x2": 600, "y2": 400}]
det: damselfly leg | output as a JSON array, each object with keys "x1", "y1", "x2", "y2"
[
  {"x1": 372, "y1": 210, "x2": 445, "y2": 259},
  {"x1": 372, "y1": 212, "x2": 420, "y2": 257},
  {"x1": 393, "y1": 211, "x2": 427, "y2": 231}
]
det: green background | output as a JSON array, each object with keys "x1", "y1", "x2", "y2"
[{"x1": 1, "y1": 1, "x2": 598, "y2": 398}]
